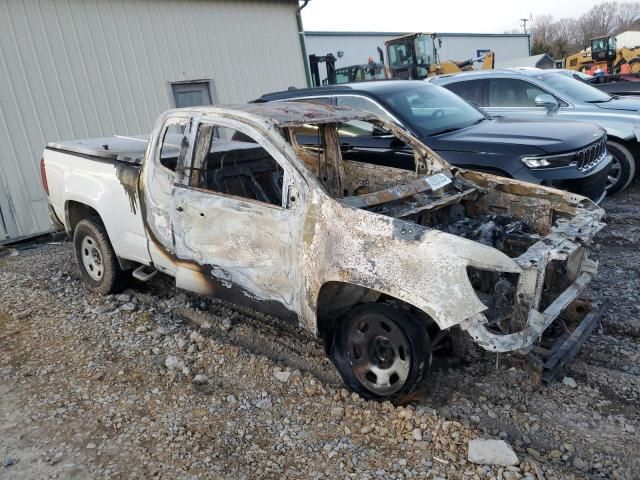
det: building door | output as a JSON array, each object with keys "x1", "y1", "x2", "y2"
[{"x1": 171, "y1": 81, "x2": 213, "y2": 108}]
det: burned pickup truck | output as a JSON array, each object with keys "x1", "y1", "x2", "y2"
[{"x1": 41, "y1": 102, "x2": 604, "y2": 399}]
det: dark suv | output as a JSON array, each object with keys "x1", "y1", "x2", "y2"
[
  {"x1": 430, "y1": 69, "x2": 640, "y2": 194},
  {"x1": 256, "y1": 80, "x2": 611, "y2": 202}
]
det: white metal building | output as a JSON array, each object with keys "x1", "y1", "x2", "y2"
[
  {"x1": 305, "y1": 31, "x2": 531, "y2": 70},
  {"x1": 496, "y1": 53, "x2": 555, "y2": 70},
  {"x1": 0, "y1": 0, "x2": 307, "y2": 243},
  {"x1": 616, "y1": 30, "x2": 640, "y2": 49}
]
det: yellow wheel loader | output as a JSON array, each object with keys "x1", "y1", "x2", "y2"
[
  {"x1": 565, "y1": 35, "x2": 640, "y2": 73},
  {"x1": 384, "y1": 33, "x2": 495, "y2": 80}
]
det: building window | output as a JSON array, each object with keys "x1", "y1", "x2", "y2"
[{"x1": 171, "y1": 81, "x2": 212, "y2": 108}]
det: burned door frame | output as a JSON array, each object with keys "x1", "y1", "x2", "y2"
[
  {"x1": 142, "y1": 113, "x2": 192, "y2": 274},
  {"x1": 170, "y1": 115, "x2": 309, "y2": 320}
]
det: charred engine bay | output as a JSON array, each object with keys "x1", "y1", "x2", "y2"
[
  {"x1": 367, "y1": 179, "x2": 542, "y2": 258},
  {"x1": 364, "y1": 178, "x2": 567, "y2": 333}
]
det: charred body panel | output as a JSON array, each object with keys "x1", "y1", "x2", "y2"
[
  {"x1": 152, "y1": 105, "x2": 602, "y2": 354},
  {"x1": 45, "y1": 102, "x2": 605, "y2": 359}
]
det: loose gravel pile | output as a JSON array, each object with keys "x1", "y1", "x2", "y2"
[{"x1": 1, "y1": 188, "x2": 639, "y2": 479}]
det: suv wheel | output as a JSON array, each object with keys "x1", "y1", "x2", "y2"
[
  {"x1": 606, "y1": 140, "x2": 635, "y2": 194},
  {"x1": 331, "y1": 304, "x2": 431, "y2": 400}
]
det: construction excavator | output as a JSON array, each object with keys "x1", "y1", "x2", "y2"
[
  {"x1": 384, "y1": 33, "x2": 495, "y2": 79},
  {"x1": 565, "y1": 35, "x2": 640, "y2": 74}
]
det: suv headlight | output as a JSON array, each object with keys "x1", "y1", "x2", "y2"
[
  {"x1": 521, "y1": 157, "x2": 552, "y2": 168},
  {"x1": 521, "y1": 135, "x2": 607, "y2": 171},
  {"x1": 521, "y1": 153, "x2": 575, "y2": 169}
]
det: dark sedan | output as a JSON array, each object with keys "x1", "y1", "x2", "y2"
[{"x1": 256, "y1": 81, "x2": 612, "y2": 202}]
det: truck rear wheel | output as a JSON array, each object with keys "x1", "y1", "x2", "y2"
[
  {"x1": 331, "y1": 304, "x2": 431, "y2": 400},
  {"x1": 73, "y1": 218, "x2": 129, "y2": 295}
]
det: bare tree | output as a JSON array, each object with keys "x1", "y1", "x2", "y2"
[
  {"x1": 577, "y1": 2, "x2": 619, "y2": 46},
  {"x1": 616, "y1": 2, "x2": 640, "y2": 32},
  {"x1": 554, "y1": 18, "x2": 580, "y2": 58},
  {"x1": 531, "y1": 2, "x2": 640, "y2": 60},
  {"x1": 531, "y1": 14, "x2": 558, "y2": 56}
]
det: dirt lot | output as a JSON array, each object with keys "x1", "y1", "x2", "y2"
[{"x1": 1, "y1": 188, "x2": 639, "y2": 480}]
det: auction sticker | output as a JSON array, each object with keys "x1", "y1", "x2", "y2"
[{"x1": 425, "y1": 173, "x2": 452, "y2": 191}]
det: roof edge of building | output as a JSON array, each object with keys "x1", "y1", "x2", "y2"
[{"x1": 305, "y1": 31, "x2": 531, "y2": 38}]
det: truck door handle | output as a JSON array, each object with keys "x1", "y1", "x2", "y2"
[{"x1": 175, "y1": 206, "x2": 184, "y2": 212}]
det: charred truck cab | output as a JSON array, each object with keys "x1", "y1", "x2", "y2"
[{"x1": 42, "y1": 103, "x2": 604, "y2": 399}]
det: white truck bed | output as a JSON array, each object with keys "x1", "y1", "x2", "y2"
[
  {"x1": 47, "y1": 135, "x2": 150, "y2": 165},
  {"x1": 44, "y1": 135, "x2": 151, "y2": 266}
]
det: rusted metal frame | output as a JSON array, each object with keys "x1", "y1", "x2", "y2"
[
  {"x1": 461, "y1": 169, "x2": 600, "y2": 214},
  {"x1": 339, "y1": 176, "x2": 435, "y2": 209},
  {"x1": 462, "y1": 255, "x2": 596, "y2": 352},
  {"x1": 388, "y1": 188, "x2": 477, "y2": 219},
  {"x1": 540, "y1": 302, "x2": 605, "y2": 382}
]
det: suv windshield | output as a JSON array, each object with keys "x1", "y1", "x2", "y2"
[
  {"x1": 535, "y1": 72, "x2": 611, "y2": 103},
  {"x1": 378, "y1": 84, "x2": 486, "y2": 136}
]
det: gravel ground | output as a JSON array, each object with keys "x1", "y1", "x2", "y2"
[{"x1": 1, "y1": 188, "x2": 639, "y2": 480}]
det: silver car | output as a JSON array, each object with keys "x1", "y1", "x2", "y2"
[{"x1": 431, "y1": 68, "x2": 640, "y2": 194}]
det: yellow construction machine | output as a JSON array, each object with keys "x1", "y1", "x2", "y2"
[
  {"x1": 565, "y1": 35, "x2": 640, "y2": 73},
  {"x1": 384, "y1": 33, "x2": 495, "y2": 79}
]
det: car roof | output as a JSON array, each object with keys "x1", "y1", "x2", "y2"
[
  {"x1": 431, "y1": 68, "x2": 560, "y2": 83},
  {"x1": 173, "y1": 101, "x2": 378, "y2": 127},
  {"x1": 256, "y1": 80, "x2": 435, "y2": 102}
]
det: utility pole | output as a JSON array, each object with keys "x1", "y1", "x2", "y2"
[{"x1": 520, "y1": 18, "x2": 529, "y2": 34}]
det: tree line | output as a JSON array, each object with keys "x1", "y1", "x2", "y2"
[{"x1": 530, "y1": 1, "x2": 640, "y2": 59}]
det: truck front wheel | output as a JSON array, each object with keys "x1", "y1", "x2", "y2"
[
  {"x1": 73, "y1": 218, "x2": 129, "y2": 295},
  {"x1": 331, "y1": 304, "x2": 431, "y2": 400}
]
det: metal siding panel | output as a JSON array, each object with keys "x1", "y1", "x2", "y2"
[
  {"x1": 111, "y1": 0, "x2": 153, "y2": 132},
  {"x1": 45, "y1": 0, "x2": 92, "y2": 138},
  {"x1": 438, "y1": 36, "x2": 530, "y2": 63},
  {"x1": 0, "y1": 0, "x2": 306, "y2": 241},
  {"x1": 101, "y1": 0, "x2": 144, "y2": 131},
  {"x1": 0, "y1": 3, "x2": 50, "y2": 238},
  {"x1": 58, "y1": 0, "x2": 106, "y2": 135},
  {"x1": 306, "y1": 34, "x2": 399, "y2": 68},
  {"x1": 67, "y1": 0, "x2": 118, "y2": 133}
]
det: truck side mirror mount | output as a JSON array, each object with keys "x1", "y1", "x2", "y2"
[
  {"x1": 534, "y1": 94, "x2": 559, "y2": 114},
  {"x1": 287, "y1": 184, "x2": 299, "y2": 208}
]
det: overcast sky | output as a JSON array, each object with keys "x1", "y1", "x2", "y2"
[{"x1": 301, "y1": 0, "x2": 605, "y2": 33}]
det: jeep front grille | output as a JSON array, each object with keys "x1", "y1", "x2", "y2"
[{"x1": 572, "y1": 135, "x2": 607, "y2": 172}]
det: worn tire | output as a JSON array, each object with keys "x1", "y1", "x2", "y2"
[
  {"x1": 73, "y1": 218, "x2": 129, "y2": 295},
  {"x1": 331, "y1": 304, "x2": 431, "y2": 400},
  {"x1": 606, "y1": 140, "x2": 635, "y2": 195}
]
